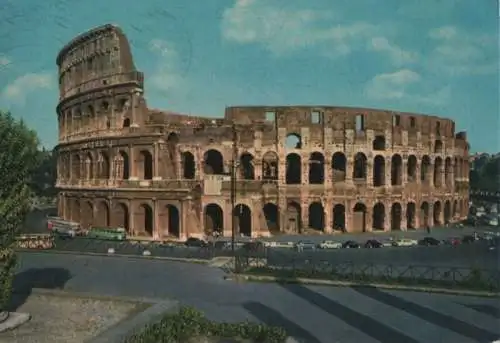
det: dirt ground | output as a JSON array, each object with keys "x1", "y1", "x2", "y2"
[{"x1": 0, "y1": 292, "x2": 145, "y2": 343}]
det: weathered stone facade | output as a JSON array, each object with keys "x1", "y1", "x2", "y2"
[{"x1": 55, "y1": 24, "x2": 470, "y2": 240}]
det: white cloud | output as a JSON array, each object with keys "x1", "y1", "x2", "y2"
[
  {"x1": 428, "y1": 26, "x2": 457, "y2": 40},
  {"x1": 148, "y1": 39, "x2": 185, "y2": 93},
  {"x1": 368, "y1": 37, "x2": 418, "y2": 65},
  {"x1": 0, "y1": 55, "x2": 10, "y2": 67},
  {"x1": 221, "y1": 0, "x2": 377, "y2": 57},
  {"x1": 1, "y1": 73, "x2": 53, "y2": 105}
]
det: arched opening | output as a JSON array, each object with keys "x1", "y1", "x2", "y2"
[
  {"x1": 407, "y1": 155, "x2": 417, "y2": 182},
  {"x1": 286, "y1": 202, "x2": 301, "y2": 233},
  {"x1": 420, "y1": 202, "x2": 429, "y2": 228},
  {"x1": 406, "y1": 202, "x2": 416, "y2": 229},
  {"x1": 454, "y1": 157, "x2": 459, "y2": 179},
  {"x1": 285, "y1": 133, "x2": 302, "y2": 149},
  {"x1": 433, "y1": 201, "x2": 442, "y2": 226},
  {"x1": 114, "y1": 203, "x2": 129, "y2": 232},
  {"x1": 204, "y1": 149, "x2": 224, "y2": 174},
  {"x1": 444, "y1": 157, "x2": 452, "y2": 187},
  {"x1": 263, "y1": 203, "x2": 279, "y2": 233},
  {"x1": 391, "y1": 203, "x2": 402, "y2": 231},
  {"x1": 167, "y1": 133, "x2": 179, "y2": 177},
  {"x1": 353, "y1": 153, "x2": 367, "y2": 180},
  {"x1": 434, "y1": 140, "x2": 443, "y2": 154},
  {"x1": 98, "y1": 152, "x2": 110, "y2": 179},
  {"x1": 81, "y1": 201, "x2": 93, "y2": 229},
  {"x1": 308, "y1": 152, "x2": 325, "y2": 184},
  {"x1": 182, "y1": 152, "x2": 196, "y2": 179},
  {"x1": 444, "y1": 200, "x2": 451, "y2": 224},
  {"x1": 353, "y1": 202, "x2": 367, "y2": 233},
  {"x1": 233, "y1": 204, "x2": 252, "y2": 236},
  {"x1": 372, "y1": 203, "x2": 385, "y2": 231},
  {"x1": 240, "y1": 153, "x2": 255, "y2": 180},
  {"x1": 332, "y1": 152, "x2": 346, "y2": 182},
  {"x1": 332, "y1": 204, "x2": 346, "y2": 231},
  {"x1": 391, "y1": 154, "x2": 403, "y2": 186},
  {"x1": 421, "y1": 155, "x2": 431, "y2": 183},
  {"x1": 373, "y1": 155, "x2": 385, "y2": 187},
  {"x1": 95, "y1": 201, "x2": 110, "y2": 227},
  {"x1": 372, "y1": 135, "x2": 386, "y2": 151},
  {"x1": 204, "y1": 203, "x2": 224, "y2": 235},
  {"x1": 118, "y1": 151, "x2": 130, "y2": 180},
  {"x1": 72, "y1": 155, "x2": 81, "y2": 180},
  {"x1": 434, "y1": 157, "x2": 443, "y2": 188},
  {"x1": 123, "y1": 118, "x2": 131, "y2": 128},
  {"x1": 166, "y1": 205, "x2": 180, "y2": 237},
  {"x1": 85, "y1": 153, "x2": 93, "y2": 180},
  {"x1": 262, "y1": 151, "x2": 279, "y2": 181},
  {"x1": 286, "y1": 153, "x2": 301, "y2": 184},
  {"x1": 138, "y1": 150, "x2": 153, "y2": 180},
  {"x1": 453, "y1": 200, "x2": 458, "y2": 219},
  {"x1": 308, "y1": 202, "x2": 324, "y2": 231},
  {"x1": 139, "y1": 204, "x2": 153, "y2": 236},
  {"x1": 71, "y1": 199, "x2": 80, "y2": 222}
]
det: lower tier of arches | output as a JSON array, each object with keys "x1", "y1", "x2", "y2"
[{"x1": 57, "y1": 192, "x2": 469, "y2": 240}]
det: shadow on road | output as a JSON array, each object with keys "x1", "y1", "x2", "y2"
[
  {"x1": 459, "y1": 303, "x2": 500, "y2": 319},
  {"x1": 279, "y1": 283, "x2": 419, "y2": 343},
  {"x1": 351, "y1": 285, "x2": 499, "y2": 342},
  {"x1": 6, "y1": 267, "x2": 72, "y2": 312},
  {"x1": 242, "y1": 301, "x2": 321, "y2": 343}
]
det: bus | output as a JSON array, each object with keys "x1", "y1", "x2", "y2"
[
  {"x1": 87, "y1": 227, "x2": 127, "y2": 241},
  {"x1": 47, "y1": 217, "x2": 82, "y2": 238}
]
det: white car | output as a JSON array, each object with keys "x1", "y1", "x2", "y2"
[
  {"x1": 318, "y1": 240, "x2": 343, "y2": 249},
  {"x1": 392, "y1": 238, "x2": 418, "y2": 247}
]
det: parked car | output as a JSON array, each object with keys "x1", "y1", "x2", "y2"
[
  {"x1": 184, "y1": 237, "x2": 208, "y2": 247},
  {"x1": 392, "y1": 238, "x2": 418, "y2": 247},
  {"x1": 443, "y1": 237, "x2": 461, "y2": 246},
  {"x1": 318, "y1": 240, "x2": 342, "y2": 249},
  {"x1": 342, "y1": 240, "x2": 360, "y2": 249},
  {"x1": 296, "y1": 240, "x2": 317, "y2": 251},
  {"x1": 418, "y1": 237, "x2": 441, "y2": 246},
  {"x1": 364, "y1": 239, "x2": 383, "y2": 248}
]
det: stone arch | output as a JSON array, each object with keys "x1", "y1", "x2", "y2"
[
  {"x1": 123, "y1": 117, "x2": 131, "y2": 128},
  {"x1": 332, "y1": 204, "x2": 346, "y2": 231},
  {"x1": 433, "y1": 201, "x2": 442, "y2": 226},
  {"x1": 72, "y1": 154, "x2": 81, "y2": 180},
  {"x1": 95, "y1": 201, "x2": 110, "y2": 227},
  {"x1": 233, "y1": 204, "x2": 252, "y2": 236},
  {"x1": 97, "y1": 151, "x2": 110, "y2": 179},
  {"x1": 453, "y1": 200, "x2": 458, "y2": 218},
  {"x1": 286, "y1": 153, "x2": 301, "y2": 184},
  {"x1": 373, "y1": 155, "x2": 385, "y2": 187},
  {"x1": 421, "y1": 155, "x2": 431, "y2": 182},
  {"x1": 263, "y1": 203, "x2": 279, "y2": 233},
  {"x1": 286, "y1": 201, "x2": 301, "y2": 233},
  {"x1": 372, "y1": 202, "x2": 385, "y2": 231},
  {"x1": 85, "y1": 152, "x2": 94, "y2": 179},
  {"x1": 407, "y1": 155, "x2": 417, "y2": 182},
  {"x1": 204, "y1": 149, "x2": 224, "y2": 174},
  {"x1": 444, "y1": 157, "x2": 452, "y2": 187},
  {"x1": 81, "y1": 201, "x2": 93, "y2": 229},
  {"x1": 114, "y1": 202, "x2": 129, "y2": 232},
  {"x1": 204, "y1": 203, "x2": 224, "y2": 235},
  {"x1": 353, "y1": 152, "x2": 367, "y2": 180},
  {"x1": 454, "y1": 157, "x2": 459, "y2": 179},
  {"x1": 372, "y1": 135, "x2": 386, "y2": 151},
  {"x1": 117, "y1": 150, "x2": 130, "y2": 180},
  {"x1": 391, "y1": 154, "x2": 403, "y2": 186},
  {"x1": 434, "y1": 140, "x2": 443, "y2": 154},
  {"x1": 391, "y1": 203, "x2": 402, "y2": 231},
  {"x1": 332, "y1": 152, "x2": 346, "y2": 182},
  {"x1": 165, "y1": 204, "x2": 180, "y2": 237},
  {"x1": 182, "y1": 151, "x2": 196, "y2": 179},
  {"x1": 71, "y1": 199, "x2": 80, "y2": 222},
  {"x1": 308, "y1": 202, "x2": 324, "y2": 231},
  {"x1": 240, "y1": 152, "x2": 255, "y2": 180},
  {"x1": 137, "y1": 203, "x2": 153, "y2": 236},
  {"x1": 353, "y1": 202, "x2": 367, "y2": 232},
  {"x1": 434, "y1": 157, "x2": 443, "y2": 188},
  {"x1": 406, "y1": 202, "x2": 416, "y2": 229},
  {"x1": 285, "y1": 133, "x2": 302, "y2": 149},
  {"x1": 262, "y1": 151, "x2": 279, "y2": 180},
  {"x1": 137, "y1": 150, "x2": 153, "y2": 180},
  {"x1": 309, "y1": 152, "x2": 325, "y2": 184},
  {"x1": 444, "y1": 200, "x2": 452, "y2": 224},
  {"x1": 420, "y1": 202, "x2": 429, "y2": 227}
]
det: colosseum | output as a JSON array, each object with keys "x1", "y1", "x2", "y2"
[{"x1": 55, "y1": 24, "x2": 470, "y2": 240}]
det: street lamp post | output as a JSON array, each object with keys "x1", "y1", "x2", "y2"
[{"x1": 231, "y1": 123, "x2": 238, "y2": 271}]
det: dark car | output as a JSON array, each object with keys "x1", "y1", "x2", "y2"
[
  {"x1": 418, "y1": 237, "x2": 441, "y2": 246},
  {"x1": 342, "y1": 240, "x2": 360, "y2": 249},
  {"x1": 184, "y1": 237, "x2": 208, "y2": 247},
  {"x1": 364, "y1": 239, "x2": 383, "y2": 248},
  {"x1": 462, "y1": 235, "x2": 477, "y2": 244}
]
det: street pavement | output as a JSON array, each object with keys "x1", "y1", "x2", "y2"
[{"x1": 12, "y1": 252, "x2": 500, "y2": 343}]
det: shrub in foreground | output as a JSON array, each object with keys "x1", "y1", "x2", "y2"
[{"x1": 124, "y1": 306, "x2": 288, "y2": 343}]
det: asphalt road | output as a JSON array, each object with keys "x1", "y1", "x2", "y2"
[{"x1": 10, "y1": 252, "x2": 500, "y2": 343}]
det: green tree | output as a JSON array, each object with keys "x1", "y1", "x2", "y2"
[{"x1": 0, "y1": 111, "x2": 39, "y2": 316}]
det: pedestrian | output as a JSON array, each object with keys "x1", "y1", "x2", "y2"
[{"x1": 426, "y1": 226, "x2": 431, "y2": 234}]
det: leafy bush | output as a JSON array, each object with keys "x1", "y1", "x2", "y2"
[{"x1": 124, "y1": 307, "x2": 288, "y2": 343}]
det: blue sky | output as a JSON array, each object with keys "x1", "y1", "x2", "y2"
[{"x1": 0, "y1": 0, "x2": 498, "y2": 152}]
